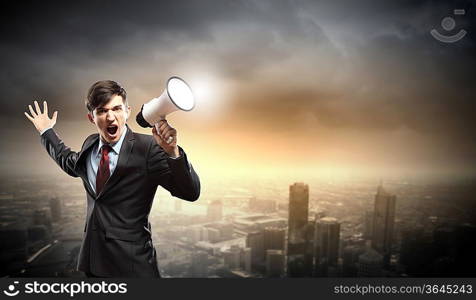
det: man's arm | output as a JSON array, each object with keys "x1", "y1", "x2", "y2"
[
  {"x1": 148, "y1": 120, "x2": 200, "y2": 201},
  {"x1": 25, "y1": 100, "x2": 80, "y2": 177}
]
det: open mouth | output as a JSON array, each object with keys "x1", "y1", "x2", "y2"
[{"x1": 107, "y1": 125, "x2": 118, "y2": 135}]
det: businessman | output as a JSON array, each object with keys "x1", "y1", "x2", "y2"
[{"x1": 24, "y1": 80, "x2": 200, "y2": 278}]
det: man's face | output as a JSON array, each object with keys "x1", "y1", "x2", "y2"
[{"x1": 88, "y1": 95, "x2": 131, "y2": 144}]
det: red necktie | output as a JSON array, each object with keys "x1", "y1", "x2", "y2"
[{"x1": 96, "y1": 145, "x2": 112, "y2": 195}]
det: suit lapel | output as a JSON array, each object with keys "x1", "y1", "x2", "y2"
[
  {"x1": 75, "y1": 134, "x2": 99, "y2": 196},
  {"x1": 97, "y1": 127, "x2": 135, "y2": 199}
]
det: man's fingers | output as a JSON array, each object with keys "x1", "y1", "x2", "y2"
[
  {"x1": 52, "y1": 111, "x2": 58, "y2": 123},
  {"x1": 153, "y1": 125, "x2": 164, "y2": 141},
  {"x1": 155, "y1": 130, "x2": 165, "y2": 144},
  {"x1": 34, "y1": 100, "x2": 41, "y2": 115},
  {"x1": 158, "y1": 124, "x2": 168, "y2": 137},
  {"x1": 24, "y1": 111, "x2": 34, "y2": 122},
  {"x1": 43, "y1": 101, "x2": 48, "y2": 116},
  {"x1": 163, "y1": 128, "x2": 176, "y2": 139},
  {"x1": 28, "y1": 105, "x2": 37, "y2": 117}
]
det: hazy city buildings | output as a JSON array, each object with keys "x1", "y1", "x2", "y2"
[
  {"x1": 266, "y1": 249, "x2": 285, "y2": 277},
  {"x1": 342, "y1": 245, "x2": 364, "y2": 277},
  {"x1": 371, "y1": 184, "x2": 396, "y2": 267},
  {"x1": 314, "y1": 217, "x2": 340, "y2": 276},
  {"x1": 287, "y1": 182, "x2": 310, "y2": 277},
  {"x1": 246, "y1": 231, "x2": 265, "y2": 272},
  {"x1": 363, "y1": 210, "x2": 373, "y2": 239},
  {"x1": 263, "y1": 227, "x2": 285, "y2": 251},
  {"x1": 2, "y1": 176, "x2": 475, "y2": 278}
]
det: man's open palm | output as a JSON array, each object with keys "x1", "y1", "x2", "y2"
[{"x1": 24, "y1": 100, "x2": 58, "y2": 133}]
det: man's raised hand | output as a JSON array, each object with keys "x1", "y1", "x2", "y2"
[{"x1": 24, "y1": 100, "x2": 58, "y2": 134}]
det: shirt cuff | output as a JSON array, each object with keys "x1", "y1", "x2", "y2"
[
  {"x1": 167, "y1": 147, "x2": 192, "y2": 172},
  {"x1": 168, "y1": 147, "x2": 183, "y2": 160}
]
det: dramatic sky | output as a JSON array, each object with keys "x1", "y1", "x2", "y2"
[{"x1": 1, "y1": 0, "x2": 475, "y2": 181}]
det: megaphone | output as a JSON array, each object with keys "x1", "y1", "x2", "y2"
[{"x1": 136, "y1": 76, "x2": 195, "y2": 128}]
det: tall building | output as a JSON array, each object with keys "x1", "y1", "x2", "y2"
[
  {"x1": 49, "y1": 197, "x2": 62, "y2": 222},
  {"x1": 371, "y1": 184, "x2": 396, "y2": 267},
  {"x1": 287, "y1": 182, "x2": 310, "y2": 277},
  {"x1": 315, "y1": 217, "x2": 340, "y2": 265},
  {"x1": 207, "y1": 200, "x2": 223, "y2": 222},
  {"x1": 264, "y1": 227, "x2": 285, "y2": 251},
  {"x1": 246, "y1": 231, "x2": 265, "y2": 272},
  {"x1": 240, "y1": 247, "x2": 252, "y2": 273},
  {"x1": 266, "y1": 249, "x2": 285, "y2": 277},
  {"x1": 314, "y1": 217, "x2": 340, "y2": 276},
  {"x1": 223, "y1": 245, "x2": 241, "y2": 270},
  {"x1": 342, "y1": 245, "x2": 364, "y2": 277},
  {"x1": 363, "y1": 210, "x2": 373, "y2": 239}
]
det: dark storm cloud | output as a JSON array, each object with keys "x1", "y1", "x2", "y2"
[
  {"x1": 0, "y1": 0, "x2": 313, "y2": 118},
  {"x1": 1, "y1": 0, "x2": 475, "y2": 168}
]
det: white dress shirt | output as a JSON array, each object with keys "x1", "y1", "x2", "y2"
[
  {"x1": 86, "y1": 126, "x2": 127, "y2": 194},
  {"x1": 84, "y1": 126, "x2": 127, "y2": 223}
]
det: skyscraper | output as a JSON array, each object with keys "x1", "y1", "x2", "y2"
[
  {"x1": 315, "y1": 217, "x2": 340, "y2": 265},
  {"x1": 240, "y1": 247, "x2": 252, "y2": 273},
  {"x1": 223, "y1": 245, "x2": 241, "y2": 270},
  {"x1": 266, "y1": 249, "x2": 285, "y2": 277},
  {"x1": 342, "y1": 245, "x2": 364, "y2": 277},
  {"x1": 287, "y1": 182, "x2": 310, "y2": 277},
  {"x1": 246, "y1": 231, "x2": 265, "y2": 272},
  {"x1": 371, "y1": 184, "x2": 396, "y2": 267},
  {"x1": 314, "y1": 217, "x2": 340, "y2": 276},
  {"x1": 363, "y1": 210, "x2": 373, "y2": 239}
]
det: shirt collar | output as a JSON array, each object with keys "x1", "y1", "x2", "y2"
[{"x1": 96, "y1": 125, "x2": 128, "y2": 156}]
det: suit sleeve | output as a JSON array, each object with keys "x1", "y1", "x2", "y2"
[
  {"x1": 40, "y1": 128, "x2": 80, "y2": 178},
  {"x1": 147, "y1": 139, "x2": 200, "y2": 201}
]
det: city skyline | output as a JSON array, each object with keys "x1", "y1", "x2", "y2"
[{"x1": 2, "y1": 174, "x2": 474, "y2": 278}]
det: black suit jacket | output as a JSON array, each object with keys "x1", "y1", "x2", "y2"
[{"x1": 40, "y1": 126, "x2": 200, "y2": 277}]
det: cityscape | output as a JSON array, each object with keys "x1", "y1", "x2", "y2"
[{"x1": 1, "y1": 173, "x2": 475, "y2": 278}]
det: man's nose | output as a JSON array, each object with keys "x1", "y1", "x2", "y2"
[{"x1": 106, "y1": 110, "x2": 115, "y2": 120}]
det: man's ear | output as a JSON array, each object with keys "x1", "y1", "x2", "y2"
[
  {"x1": 126, "y1": 105, "x2": 131, "y2": 120},
  {"x1": 87, "y1": 113, "x2": 95, "y2": 124}
]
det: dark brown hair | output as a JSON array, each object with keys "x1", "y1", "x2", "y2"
[{"x1": 86, "y1": 80, "x2": 127, "y2": 112}]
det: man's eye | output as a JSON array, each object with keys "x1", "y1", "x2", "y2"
[{"x1": 113, "y1": 107, "x2": 123, "y2": 111}]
